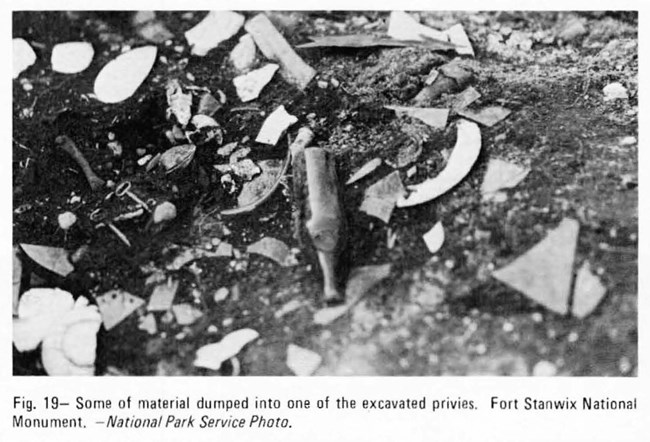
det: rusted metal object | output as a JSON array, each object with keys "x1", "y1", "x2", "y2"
[
  {"x1": 55, "y1": 135, "x2": 105, "y2": 191},
  {"x1": 291, "y1": 128, "x2": 347, "y2": 304}
]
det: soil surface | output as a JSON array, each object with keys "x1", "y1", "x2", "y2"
[{"x1": 13, "y1": 11, "x2": 637, "y2": 376}]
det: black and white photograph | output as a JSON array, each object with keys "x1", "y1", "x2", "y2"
[{"x1": 12, "y1": 9, "x2": 638, "y2": 378}]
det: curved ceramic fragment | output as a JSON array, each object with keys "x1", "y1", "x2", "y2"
[
  {"x1": 94, "y1": 46, "x2": 157, "y2": 103},
  {"x1": 397, "y1": 119, "x2": 481, "y2": 207},
  {"x1": 13, "y1": 38, "x2": 36, "y2": 79},
  {"x1": 194, "y1": 329, "x2": 259, "y2": 370}
]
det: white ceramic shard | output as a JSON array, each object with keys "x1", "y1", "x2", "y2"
[
  {"x1": 230, "y1": 33, "x2": 257, "y2": 72},
  {"x1": 94, "y1": 46, "x2": 157, "y2": 103},
  {"x1": 51, "y1": 41, "x2": 94, "y2": 74},
  {"x1": 571, "y1": 261, "x2": 607, "y2": 318},
  {"x1": 445, "y1": 24, "x2": 474, "y2": 56},
  {"x1": 247, "y1": 237, "x2": 297, "y2": 267},
  {"x1": 20, "y1": 244, "x2": 74, "y2": 277},
  {"x1": 13, "y1": 38, "x2": 36, "y2": 79},
  {"x1": 398, "y1": 119, "x2": 481, "y2": 207},
  {"x1": 166, "y1": 79, "x2": 192, "y2": 126},
  {"x1": 360, "y1": 171, "x2": 406, "y2": 223},
  {"x1": 96, "y1": 290, "x2": 145, "y2": 330},
  {"x1": 286, "y1": 344, "x2": 322, "y2": 376},
  {"x1": 346, "y1": 158, "x2": 382, "y2": 185},
  {"x1": 233, "y1": 63, "x2": 279, "y2": 102},
  {"x1": 172, "y1": 303, "x2": 204, "y2": 326},
  {"x1": 481, "y1": 158, "x2": 530, "y2": 199},
  {"x1": 492, "y1": 218, "x2": 580, "y2": 315},
  {"x1": 423, "y1": 221, "x2": 445, "y2": 253},
  {"x1": 148, "y1": 279, "x2": 179, "y2": 311},
  {"x1": 194, "y1": 328, "x2": 259, "y2": 370},
  {"x1": 385, "y1": 106, "x2": 449, "y2": 130},
  {"x1": 185, "y1": 11, "x2": 245, "y2": 56},
  {"x1": 255, "y1": 105, "x2": 297, "y2": 145},
  {"x1": 387, "y1": 11, "x2": 448, "y2": 42}
]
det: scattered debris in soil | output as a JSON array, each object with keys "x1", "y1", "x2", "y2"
[{"x1": 12, "y1": 10, "x2": 637, "y2": 377}]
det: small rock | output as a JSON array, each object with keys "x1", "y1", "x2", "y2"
[
  {"x1": 138, "y1": 313, "x2": 157, "y2": 335},
  {"x1": 213, "y1": 287, "x2": 229, "y2": 303},
  {"x1": 619, "y1": 136, "x2": 636, "y2": 146},
  {"x1": 57, "y1": 211, "x2": 77, "y2": 230},
  {"x1": 557, "y1": 18, "x2": 587, "y2": 42},
  {"x1": 229, "y1": 33, "x2": 257, "y2": 72},
  {"x1": 532, "y1": 360, "x2": 558, "y2": 376},
  {"x1": 603, "y1": 82, "x2": 628, "y2": 101},
  {"x1": 153, "y1": 201, "x2": 177, "y2": 224}
]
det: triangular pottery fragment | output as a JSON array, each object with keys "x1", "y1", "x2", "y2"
[
  {"x1": 96, "y1": 290, "x2": 145, "y2": 330},
  {"x1": 20, "y1": 244, "x2": 74, "y2": 277},
  {"x1": 571, "y1": 261, "x2": 607, "y2": 318},
  {"x1": 492, "y1": 218, "x2": 579, "y2": 314}
]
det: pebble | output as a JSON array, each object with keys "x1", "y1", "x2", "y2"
[
  {"x1": 532, "y1": 360, "x2": 558, "y2": 376},
  {"x1": 531, "y1": 312, "x2": 543, "y2": 323},
  {"x1": 222, "y1": 317, "x2": 234, "y2": 327},
  {"x1": 568, "y1": 331, "x2": 579, "y2": 342},
  {"x1": 619, "y1": 136, "x2": 636, "y2": 146},
  {"x1": 618, "y1": 356, "x2": 632, "y2": 374},
  {"x1": 603, "y1": 82, "x2": 629, "y2": 101},
  {"x1": 317, "y1": 80, "x2": 328, "y2": 89},
  {"x1": 475, "y1": 343, "x2": 487, "y2": 355},
  {"x1": 57, "y1": 211, "x2": 77, "y2": 230},
  {"x1": 213, "y1": 287, "x2": 229, "y2": 303},
  {"x1": 207, "y1": 325, "x2": 218, "y2": 333},
  {"x1": 502, "y1": 322, "x2": 514, "y2": 332}
]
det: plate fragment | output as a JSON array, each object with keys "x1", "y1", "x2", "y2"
[{"x1": 492, "y1": 218, "x2": 580, "y2": 315}]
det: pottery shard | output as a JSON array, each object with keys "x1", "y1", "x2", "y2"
[
  {"x1": 571, "y1": 261, "x2": 607, "y2": 318},
  {"x1": 492, "y1": 218, "x2": 579, "y2": 315}
]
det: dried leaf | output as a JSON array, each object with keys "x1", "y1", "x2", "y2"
[
  {"x1": 194, "y1": 328, "x2": 259, "y2": 370},
  {"x1": 230, "y1": 33, "x2": 257, "y2": 72},
  {"x1": 245, "y1": 13, "x2": 315, "y2": 90},
  {"x1": 297, "y1": 35, "x2": 456, "y2": 51},
  {"x1": 286, "y1": 344, "x2": 322, "y2": 376},
  {"x1": 346, "y1": 158, "x2": 382, "y2": 185},
  {"x1": 159, "y1": 144, "x2": 196, "y2": 173},
  {"x1": 458, "y1": 106, "x2": 511, "y2": 127},
  {"x1": 148, "y1": 279, "x2": 179, "y2": 311},
  {"x1": 51, "y1": 42, "x2": 94, "y2": 74},
  {"x1": 247, "y1": 237, "x2": 297, "y2": 267},
  {"x1": 492, "y1": 218, "x2": 579, "y2": 315},
  {"x1": 360, "y1": 171, "x2": 406, "y2": 223},
  {"x1": 172, "y1": 303, "x2": 204, "y2": 326},
  {"x1": 185, "y1": 11, "x2": 244, "y2": 56},
  {"x1": 385, "y1": 106, "x2": 449, "y2": 130},
  {"x1": 387, "y1": 11, "x2": 449, "y2": 43},
  {"x1": 20, "y1": 244, "x2": 74, "y2": 277},
  {"x1": 572, "y1": 261, "x2": 607, "y2": 318},
  {"x1": 314, "y1": 264, "x2": 391, "y2": 325},
  {"x1": 423, "y1": 221, "x2": 445, "y2": 253},
  {"x1": 166, "y1": 79, "x2": 192, "y2": 127},
  {"x1": 481, "y1": 158, "x2": 530, "y2": 200},
  {"x1": 445, "y1": 24, "x2": 474, "y2": 56},
  {"x1": 94, "y1": 46, "x2": 157, "y2": 103},
  {"x1": 397, "y1": 119, "x2": 481, "y2": 207},
  {"x1": 13, "y1": 38, "x2": 36, "y2": 79},
  {"x1": 96, "y1": 290, "x2": 145, "y2": 330},
  {"x1": 255, "y1": 105, "x2": 298, "y2": 145}
]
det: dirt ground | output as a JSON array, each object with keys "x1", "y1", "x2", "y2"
[{"x1": 12, "y1": 11, "x2": 637, "y2": 376}]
